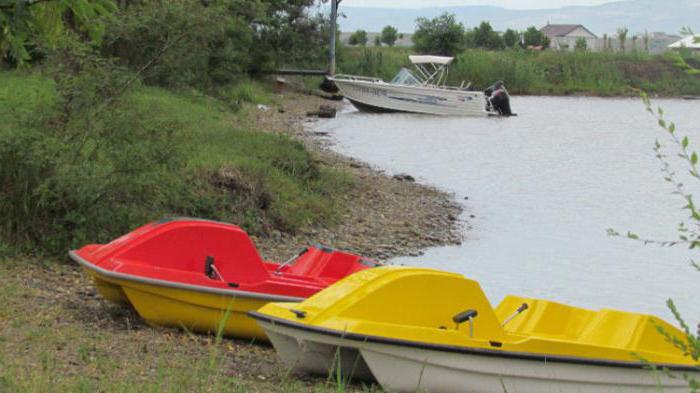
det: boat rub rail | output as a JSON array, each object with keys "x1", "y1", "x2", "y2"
[
  {"x1": 247, "y1": 311, "x2": 700, "y2": 373},
  {"x1": 70, "y1": 250, "x2": 304, "y2": 302}
]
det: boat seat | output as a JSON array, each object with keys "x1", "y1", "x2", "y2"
[
  {"x1": 496, "y1": 296, "x2": 595, "y2": 340},
  {"x1": 576, "y1": 310, "x2": 681, "y2": 353},
  {"x1": 287, "y1": 248, "x2": 367, "y2": 281},
  {"x1": 119, "y1": 222, "x2": 270, "y2": 284}
]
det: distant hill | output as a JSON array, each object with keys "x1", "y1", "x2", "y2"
[{"x1": 336, "y1": 0, "x2": 700, "y2": 36}]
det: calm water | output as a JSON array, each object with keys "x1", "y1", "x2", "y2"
[{"x1": 317, "y1": 96, "x2": 700, "y2": 325}]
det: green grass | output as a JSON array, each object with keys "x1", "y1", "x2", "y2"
[
  {"x1": 0, "y1": 71, "x2": 56, "y2": 127},
  {"x1": 0, "y1": 71, "x2": 352, "y2": 255},
  {"x1": 337, "y1": 47, "x2": 700, "y2": 96},
  {"x1": 127, "y1": 84, "x2": 352, "y2": 233}
]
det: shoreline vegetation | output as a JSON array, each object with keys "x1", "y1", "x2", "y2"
[{"x1": 338, "y1": 46, "x2": 700, "y2": 97}]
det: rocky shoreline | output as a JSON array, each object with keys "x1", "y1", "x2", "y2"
[{"x1": 248, "y1": 84, "x2": 466, "y2": 262}]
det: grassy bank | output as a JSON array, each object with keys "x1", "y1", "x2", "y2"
[
  {"x1": 338, "y1": 47, "x2": 700, "y2": 96},
  {"x1": 0, "y1": 70, "x2": 351, "y2": 256},
  {"x1": 0, "y1": 261, "x2": 377, "y2": 392}
]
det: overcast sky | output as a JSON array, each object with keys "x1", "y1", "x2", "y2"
[{"x1": 340, "y1": 0, "x2": 616, "y2": 9}]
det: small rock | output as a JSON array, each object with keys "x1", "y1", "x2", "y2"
[
  {"x1": 306, "y1": 105, "x2": 336, "y2": 118},
  {"x1": 393, "y1": 173, "x2": 415, "y2": 182}
]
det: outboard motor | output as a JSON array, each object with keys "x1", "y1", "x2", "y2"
[{"x1": 484, "y1": 80, "x2": 514, "y2": 116}]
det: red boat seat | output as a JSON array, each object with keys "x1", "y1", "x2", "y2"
[
  {"x1": 117, "y1": 220, "x2": 270, "y2": 285},
  {"x1": 288, "y1": 247, "x2": 373, "y2": 282}
]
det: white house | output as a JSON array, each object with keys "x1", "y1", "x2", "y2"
[
  {"x1": 540, "y1": 24, "x2": 598, "y2": 51},
  {"x1": 668, "y1": 35, "x2": 700, "y2": 51}
]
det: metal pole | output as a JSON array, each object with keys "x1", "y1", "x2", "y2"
[{"x1": 328, "y1": 0, "x2": 338, "y2": 75}]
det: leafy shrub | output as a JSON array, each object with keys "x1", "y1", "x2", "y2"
[
  {"x1": 0, "y1": 45, "x2": 219, "y2": 254},
  {"x1": 0, "y1": 0, "x2": 115, "y2": 65},
  {"x1": 465, "y1": 22, "x2": 505, "y2": 50},
  {"x1": 101, "y1": 0, "x2": 328, "y2": 89},
  {"x1": 348, "y1": 30, "x2": 369, "y2": 46},
  {"x1": 413, "y1": 13, "x2": 465, "y2": 56},
  {"x1": 102, "y1": 0, "x2": 254, "y2": 89},
  {"x1": 381, "y1": 25, "x2": 398, "y2": 47}
]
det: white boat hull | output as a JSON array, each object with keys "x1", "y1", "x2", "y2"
[
  {"x1": 330, "y1": 78, "x2": 492, "y2": 117},
  {"x1": 360, "y1": 343, "x2": 692, "y2": 393},
  {"x1": 255, "y1": 318, "x2": 698, "y2": 393}
]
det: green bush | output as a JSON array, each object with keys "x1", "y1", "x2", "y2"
[
  {"x1": 102, "y1": 0, "x2": 254, "y2": 89},
  {"x1": 0, "y1": 48, "x2": 350, "y2": 256},
  {"x1": 381, "y1": 25, "x2": 398, "y2": 47},
  {"x1": 413, "y1": 13, "x2": 465, "y2": 56},
  {"x1": 348, "y1": 30, "x2": 369, "y2": 46}
]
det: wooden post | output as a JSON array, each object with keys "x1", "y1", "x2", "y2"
[{"x1": 328, "y1": 0, "x2": 339, "y2": 76}]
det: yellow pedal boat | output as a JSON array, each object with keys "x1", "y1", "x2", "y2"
[{"x1": 249, "y1": 266, "x2": 699, "y2": 393}]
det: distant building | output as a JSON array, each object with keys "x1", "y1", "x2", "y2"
[
  {"x1": 540, "y1": 24, "x2": 598, "y2": 51},
  {"x1": 668, "y1": 35, "x2": 700, "y2": 51}
]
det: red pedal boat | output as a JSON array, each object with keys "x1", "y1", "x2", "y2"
[{"x1": 69, "y1": 218, "x2": 379, "y2": 339}]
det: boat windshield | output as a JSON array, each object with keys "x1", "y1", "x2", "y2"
[{"x1": 390, "y1": 68, "x2": 422, "y2": 86}]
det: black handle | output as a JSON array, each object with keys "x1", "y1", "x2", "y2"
[
  {"x1": 205, "y1": 256, "x2": 216, "y2": 279},
  {"x1": 453, "y1": 309, "x2": 478, "y2": 324},
  {"x1": 517, "y1": 303, "x2": 529, "y2": 313}
]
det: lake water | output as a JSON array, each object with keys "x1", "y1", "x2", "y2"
[{"x1": 317, "y1": 96, "x2": 700, "y2": 326}]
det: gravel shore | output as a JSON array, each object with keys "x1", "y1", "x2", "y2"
[{"x1": 249, "y1": 84, "x2": 466, "y2": 262}]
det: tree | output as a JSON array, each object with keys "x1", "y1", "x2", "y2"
[
  {"x1": 381, "y1": 25, "x2": 398, "y2": 47},
  {"x1": 617, "y1": 27, "x2": 628, "y2": 53},
  {"x1": 503, "y1": 29, "x2": 520, "y2": 48},
  {"x1": 575, "y1": 37, "x2": 588, "y2": 51},
  {"x1": 523, "y1": 26, "x2": 549, "y2": 48},
  {"x1": 412, "y1": 12, "x2": 465, "y2": 56},
  {"x1": 0, "y1": 0, "x2": 116, "y2": 65},
  {"x1": 465, "y1": 21, "x2": 504, "y2": 50},
  {"x1": 348, "y1": 29, "x2": 368, "y2": 46}
]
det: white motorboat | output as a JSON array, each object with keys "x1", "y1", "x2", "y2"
[{"x1": 328, "y1": 55, "x2": 513, "y2": 117}]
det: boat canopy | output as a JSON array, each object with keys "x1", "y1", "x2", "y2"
[
  {"x1": 409, "y1": 55, "x2": 454, "y2": 65},
  {"x1": 404, "y1": 55, "x2": 454, "y2": 86}
]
